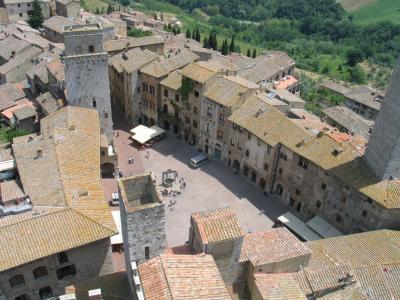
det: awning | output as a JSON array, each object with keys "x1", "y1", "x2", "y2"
[
  {"x1": 306, "y1": 215, "x2": 343, "y2": 238},
  {"x1": 130, "y1": 125, "x2": 166, "y2": 144},
  {"x1": 111, "y1": 210, "x2": 123, "y2": 245},
  {"x1": 277, "y1": 212, "x2": 321, "y2": 241}
]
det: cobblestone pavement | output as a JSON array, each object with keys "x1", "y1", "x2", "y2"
[{"x1": 103, "y1": 113, "x2": 288, "y2": 248}]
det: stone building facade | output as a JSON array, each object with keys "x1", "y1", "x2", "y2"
[
  {"x1": 55, "y1": 0, "x2": 80, "y2": 20},
  {"x1": 0, "y1": 239, "x2": 113, "y2": 300},
  {"x1": 118, "y1": 173, "x2": 166, "y2": 291},
  {"x1": 4, "y1": 0, "x2": 50, "y2": 21},
  {"x1": 64, "y1": 24, "x2": 113, "y2": 141}
]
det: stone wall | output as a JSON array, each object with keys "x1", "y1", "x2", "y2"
[{"x1": 0, "y1": 238, "x2": 113, "y2": 300}]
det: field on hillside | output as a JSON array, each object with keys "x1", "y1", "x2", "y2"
[
  {"x1": 339, "y1": 0, "x2": 400, "y2": 24},
  {"x1": 338, "y1": 0, "x2": 376, "y2": 12}
]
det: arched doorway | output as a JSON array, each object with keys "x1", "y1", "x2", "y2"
[
  {"x1": 243, "y1": 165, "x2": 249, "y2": 177},
  {"x1": 233, "y1": 159, "x2": 240, "y2": 171},
  {"x1": 251, "y1": 171, "x2": 257, "y2": 182},
  {"x1": 205, "y1": 139, "x2": 209, "y2": 154},
  {"x1": 163, "y1": 120, "x2": 170, "y2": 131},
  {"x1": 101, "y1": 163, "x2": 115, "y2": 178},
  {"x1": 276, "y1": 183, "x2": 283, "y2": 196},
  {"x1": 259, "y1": 178, "x2": 266, "y2": 189}
]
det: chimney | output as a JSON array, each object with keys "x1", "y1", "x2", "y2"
[{"x1": 88, "y1": 289, "x2": 102, "y2": 300}]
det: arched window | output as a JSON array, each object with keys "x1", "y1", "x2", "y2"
[
  {"x1": 33, "y1": 266, "x2": 48, "y2": 280},
  {"x1": 92, "y1": 99, "x2": 97, "y2": 108},
  {"x1": 9, "y1": 274, "x2": 25, "y2": 288},
  {"x1": 15, "y1": 294, "x2": 30, "y2": 300}
]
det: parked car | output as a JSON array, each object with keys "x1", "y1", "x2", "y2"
[
  {"x1": 109, "y1": 192, "x2": 120, "y2": 206},
  {"x1": 190, "y1": 154, "x2": 208, "y2": 168}
]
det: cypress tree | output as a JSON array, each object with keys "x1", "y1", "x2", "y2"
[
  {"x1": 177, "y1": 27, "x2": 181, "y2": 34},
  {"x1": 195, "y1": 28, "x2": 200, "y2": 42},
  {"x1": 203, "y1": 37, "x2": 209, "y2": 48},
  {"x1": 28, "y1": 0, "x2": 44, "y2": 29},
  {"x1": 172, "y1": 27, "x2": 177, "y2": 35},
  {"x1": 247, "y1": 49, "x2": 251, "y2": 57},
  {"x1": 229, "y1": 36, "x2": 235, "y2": 53},
  {"x1": 252, "y1": 48, "x2": 257, "y2": 58},
  {"x1": 107, "y1": 3, "x2": 112, "y2": 14},
  {"x1": 168, "y1": 23, "x2": 172, "y2": 30},
  {"x1": 95, "y1": 6, "x2": 100, "y2": 15},
  {"x1": 154, "y1": 13, "x2": 157, "y2": 20},
  {"x1": 221, "y1": 39, "x2": 228, "y2": 55},
  {"x1": 186, "y1": 29, "x2": 191, "y2": 38}
]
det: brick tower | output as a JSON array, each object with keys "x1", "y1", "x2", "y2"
[
  {"x1": 364, "y1": 57, "x2": 400, "y2": 179},
  {"x1": 63, "y1": 24, "x2": 113, "y2": 141}
]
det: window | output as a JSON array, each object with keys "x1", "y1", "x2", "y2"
[
  {"x1": 192, "y1": 120, "x2": 197, "y2": 128},
  {"x1": 175, "y1": 94, "x2": 180, "y2": 102},
  {"x1": 186, "y1": 103, "x2": 191, "y2": 110},
  {"x1": 341, "y1": 195, "x2": 346, "y2": 203},
  {"x1": 279, "y1": 152, "x2": 287, "y2": 161},
  {"x1": 104, "y1": 112, "x2": 108, "y2": 118},
  {"x1": 92, "y1": 99, "x2": 96, "y2": 108},
  {"x1": 163, "y1": 89, "x2": 168, "y2": 97},
  {"x1": 321, "y1": 183, "x2": 326, "y2": 190},
  {"x1": 238, "y1": 143, "x2": 242, "y2": 150},
  {"x1": 19, "y1": 13, "x2": 22, "y2": 17},
  {"x1": 145, "y1": 246, "x2": 150, "y2": 259},
  {"x1": 230, "y1": 139, "x2": 234, "y2": 146},
  {"x1": 264, "y1": 163, "x2": 268, "y2": 171},
  {"x1": 366, "y1": 197, "x2": 372, "y2": 204},
  {"x1": 207, "y1": 106, "x2": 212, "y2": 115},
  {"x1": 316, "y1": 201, "x2": 321, "y2": 208},
  {"x1": 232, "y1": 123, "x2": 237, "y2": 129},
  {"x1": 57, "y1": 252, "x2": 68, "y2": 264},
  {"x1": 335, "y1": 214, "x2": 343, "y2": 223},
  {"x1": 9, "y1": 274, "x2": 25, "y2": 288},
  {"x1": 39, "y1": 287, "x2": 53, "y2": 300},
  {"x1": 185, "y1": 116, "x2": 190, "y2": 124},
  {"x1": 194, "y1": 91, "x2": 199, "y2": 97},
  {"x1": 362, "y1": 210, "x2": 368, "y2": 217},
  {"x1": 248, "y1": 132, "x2": 251, "y2": 140},
  {"x1": 193, "y1": 106, "x2": 198, "y2": 114},
  {"x1": 298, "y1": 156, "x2": 308, "y2": 169},
  {"x1": 278, "y1": 168, "x2": 283, "y2": 175},
  {"x1": 295, "y1": 189, "x2": 301, "y2": 196},
  {"x1": 15, "y1": 294, "x2": 30, "y2": 300},
  {"x1": 33, "y1": 266, "x2": 48, "y2": 280},
  {"x1": 266, "y1": 145, "x2": 272, "y2": 154},
  {"x1": 219, "y1": 113, "x2": 224, "y2": 121},
  {"x1": 289, "y1": 198, "x2": 295, "y2": 207},
  {"x1": 257, "y1": 138, "x2": 261, "y2": 146},
  {"x1": 239, "y1": 126, "x2": 243, "y2": 133},
  {"x1": 163, "y1": 104, "x2": 168, "y2": 113},
  {"x1": 245, "y1": 149, "x2": 249, "y2": 157},
  {"x1": 18, "y1": 3, "x2": 20, "y2": 6},
  {"x1": 27, "y1": 3, "x2": 30, "y2": 6},
  {"x1": 56, "y1": 265, "x2": 76, "y2": 279},
  {"x1": 88, "y1": 45, "x2": 94, "y2": 53},
  {"x1": 217, "y1": 130, "x2": 223, "y2": 139}
]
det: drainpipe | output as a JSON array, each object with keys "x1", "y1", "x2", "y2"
[{"x1": 270, "y1": 144, "x2": 281, "y2": 194}]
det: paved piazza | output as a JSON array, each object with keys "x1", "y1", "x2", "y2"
[{"x1": 105, "y1": 114, "x2": 287, "y2": 247}]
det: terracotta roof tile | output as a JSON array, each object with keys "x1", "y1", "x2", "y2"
[
  {"x1": 239, "y1": 228, "x2": 311, "y2": 266},
  {"x1": 191, "y1": 207, "x2": 243, "y2": 244}
]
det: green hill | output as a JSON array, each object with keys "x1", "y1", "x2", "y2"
[{"x1": 339, "y1": 0, "x2": 400, "y2": 24}]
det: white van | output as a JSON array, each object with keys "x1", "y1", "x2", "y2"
[{"x1": 190, "y1": 154, "x2": 208, "y2": 168}]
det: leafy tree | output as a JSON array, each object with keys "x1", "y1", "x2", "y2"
[
  {"x1": 28, "y1": 0, "x2": 44, "y2": 29},
  {"x1": 120, "y1": 0, "x2": 129, "y2": 7},
  {"x1": 128, "y1": 28, "x2": 152, "y2": 37},
  {"x1": 186, "y1": 29, "x2": 191, "y2": 38},
  {"x1": 252, "y1": 48, "x2": 257, "y2": 58},
  {"x1": 229, "y1": 36, "x2": 235, "y2": 53},
  {"x1": 349, "y1": 65, "x2": 366, "y2": 84},
  {"x1": 107, "y1": 3, "x2": 112, "y2": 14},
  {"x1": 346, "y1": 48, "x2": 365, "y2": 66}
]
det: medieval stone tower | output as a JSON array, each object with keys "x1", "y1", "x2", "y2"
[
  {"x1": 118, "y1": 173, "x2": 166, "y2": 289},
  {"x1": 364, "y1": 57, "x2": 400, "y2": 180},
  {"x1": 63, "y1": 24, "x2": 113, "y2": 141}
]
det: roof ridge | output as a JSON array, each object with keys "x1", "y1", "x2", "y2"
[
  {"x1": 72, "y1": 208, "x2": 117, "y2": 235},
  {"x1": 159, "y1": 256, "x2": 174, "y2": 300},
  {"x1": 0, "y1": 207, "x2": 70, "y2": 229}
]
